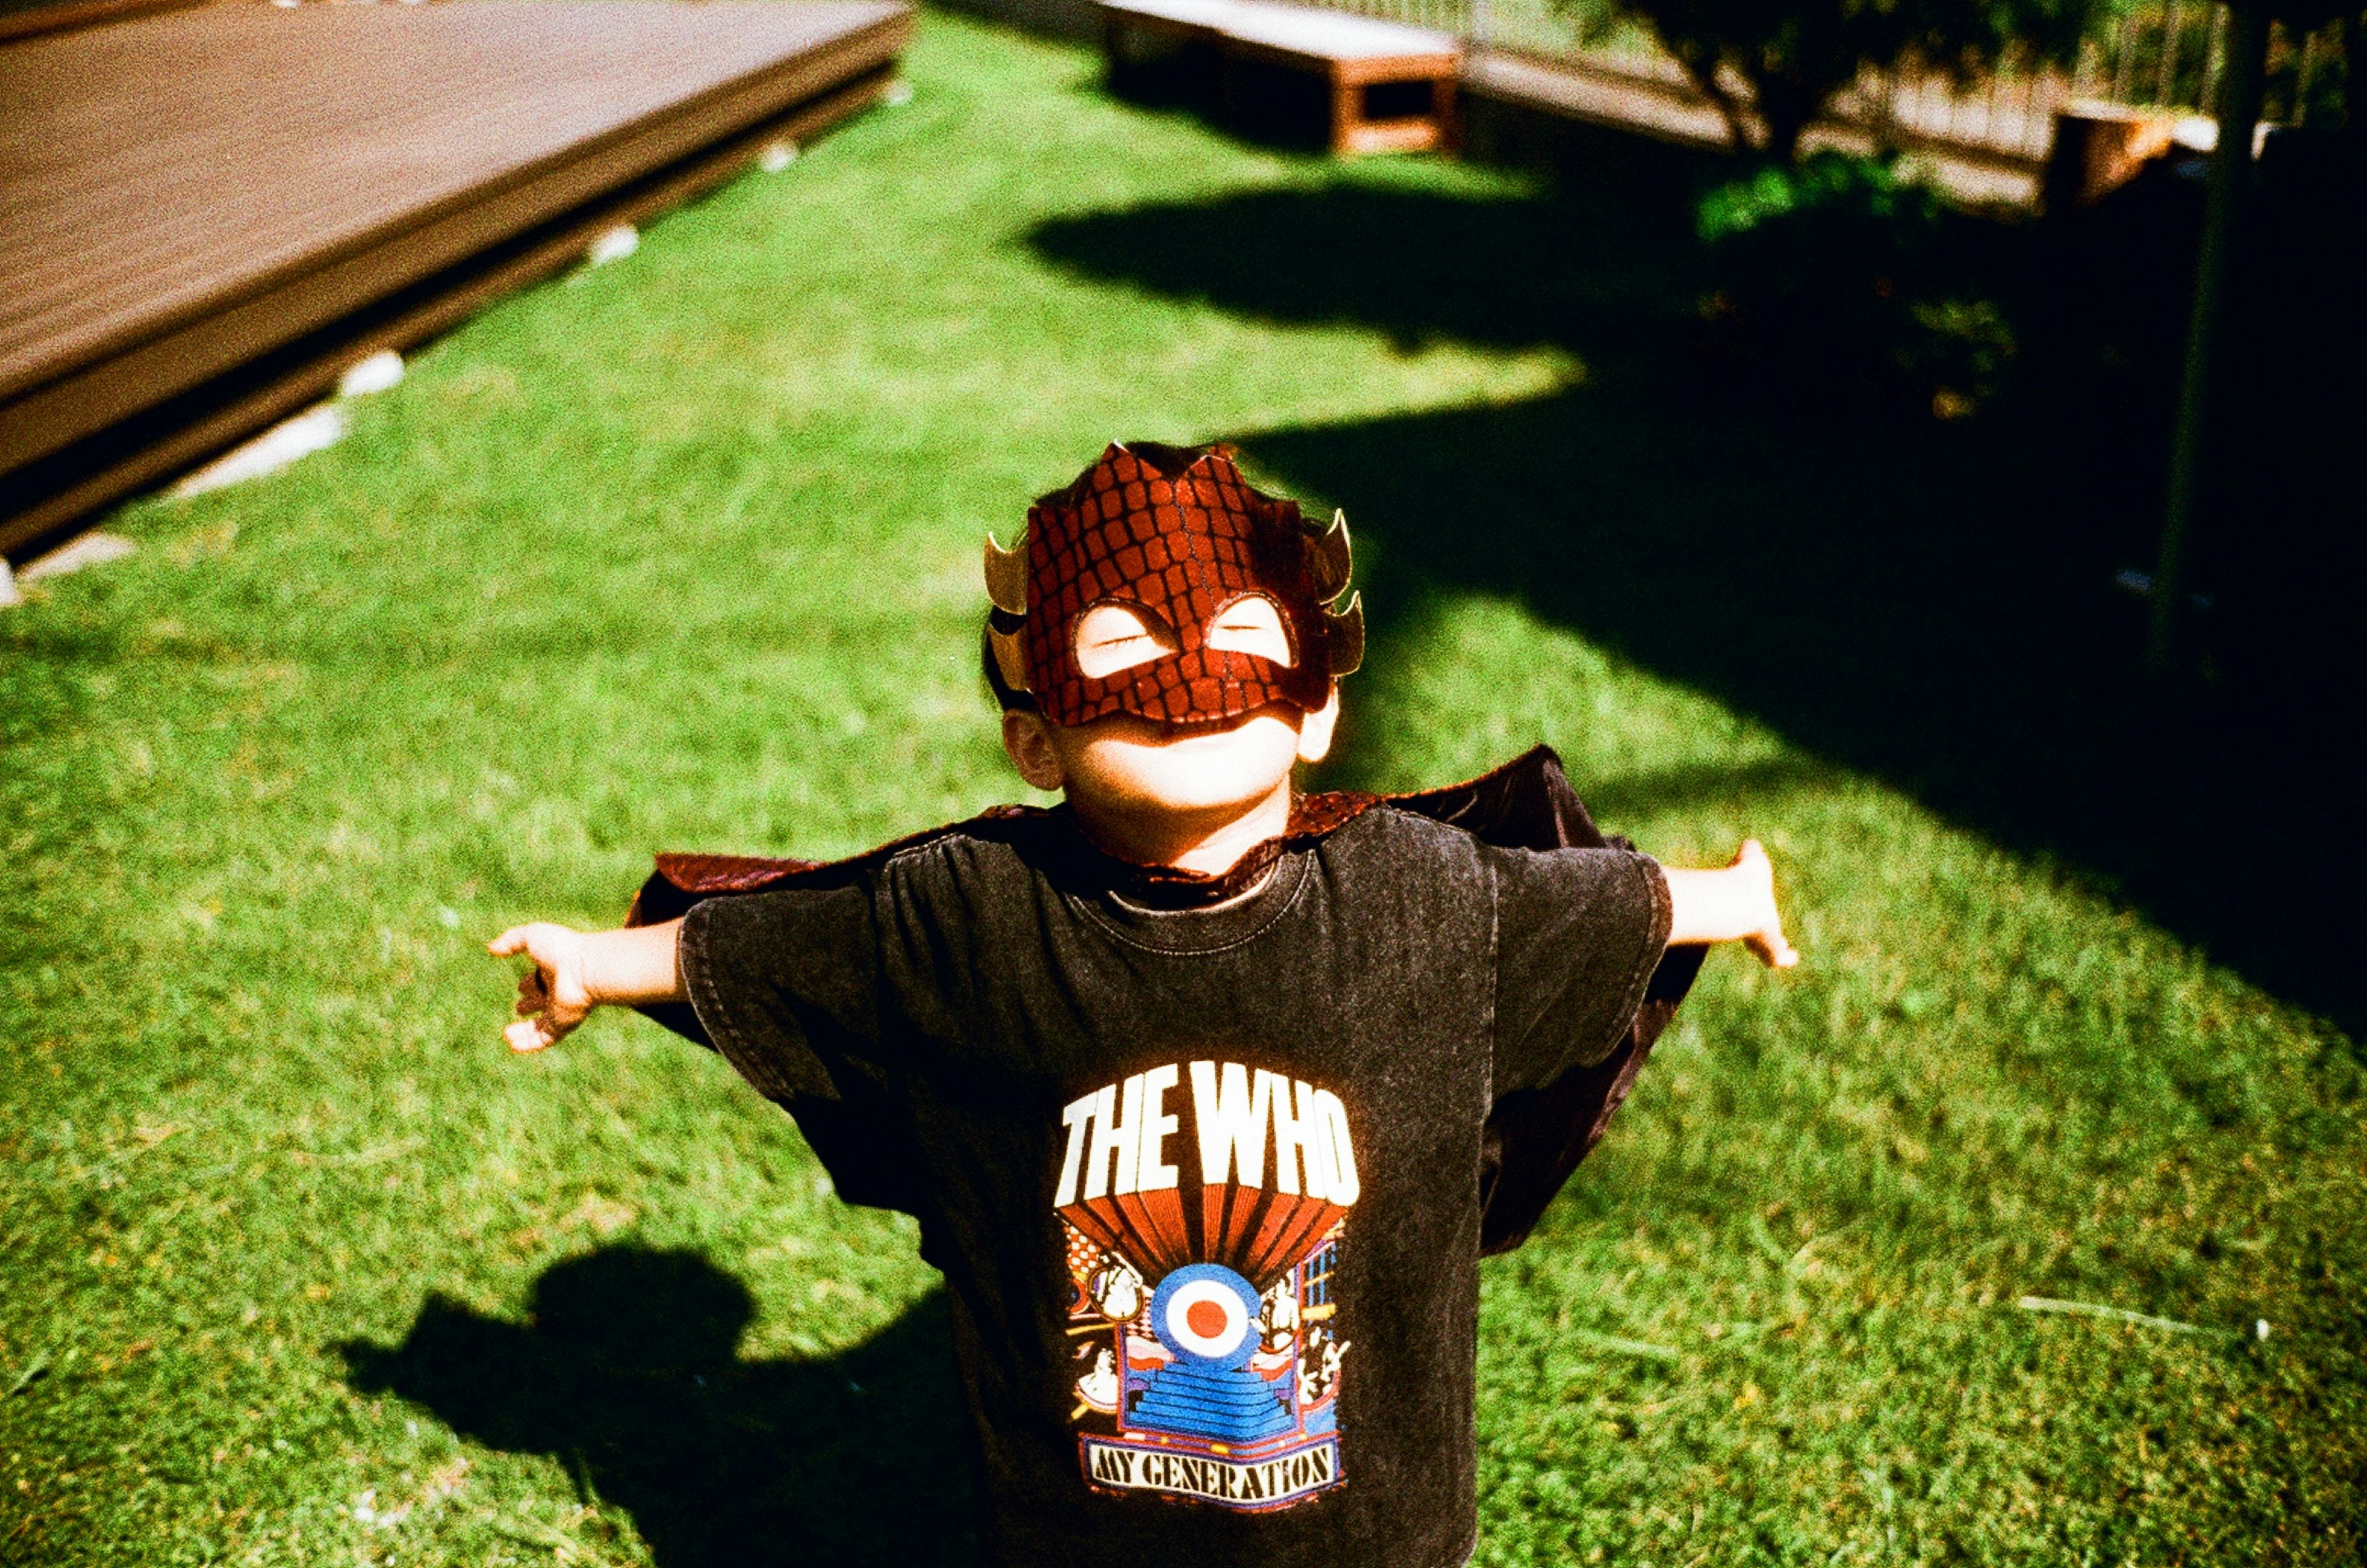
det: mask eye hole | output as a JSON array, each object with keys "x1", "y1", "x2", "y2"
[
  {"x1": 1204, "y1": 594, "x2": 1294, "y2": 666},
  {"x1": 1074, "y1": 602, "x2": 1177, "y2": 679}
]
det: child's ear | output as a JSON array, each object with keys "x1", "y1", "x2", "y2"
[
  {"x1": 1000, "y1": 710, "x2": 1067, "y2": 792},
  {"x1": 1294, "y1": 685, "x2": 1341, "y2": 764}
]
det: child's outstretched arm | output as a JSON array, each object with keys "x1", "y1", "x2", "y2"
[
  {"x1": 486, "y1": 919, "x2": 686, "y2": 1053},
  {"x1": 1662, "y1": 839, "x2": 1799, "y2": 969}
]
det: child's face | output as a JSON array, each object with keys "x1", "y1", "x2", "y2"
[{"x1": 1002, "y1": 690, "x2": 1337, "y2": 823}]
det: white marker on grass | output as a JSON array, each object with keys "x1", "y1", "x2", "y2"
[
  {"x1": 20, "y1": 533, "x2": 137, "y2": 584},
  {"x1": 173, "y1": 404, "x2": 348, "y2": 498},
  {"x1": 586, "y1": 224, "x2": 639, "y2": 266},
  {"x1": 337, "y1": 349, "x2": 404, "y2": 398}
]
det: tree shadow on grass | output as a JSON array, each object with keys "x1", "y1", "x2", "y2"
[
  {"x1": 1028, "y1": 144, "x2": 2361, "y2": 1037},
  {"x1": 343, "y1": 1246, "x2": 976, "y2": 1567}
]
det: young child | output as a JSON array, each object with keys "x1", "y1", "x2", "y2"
[{"x1": 491, "y1": 441, "x2": 1794, "y2": 1567}]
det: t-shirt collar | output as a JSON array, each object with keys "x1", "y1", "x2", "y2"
[{"x1": 1053, "y1": 790, "x2": 1377, "y2": 912}]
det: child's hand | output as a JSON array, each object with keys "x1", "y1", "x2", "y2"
[
  {"x1": 488, "y1": 923, "x2": 595, "y2": 1052},
  {"x1": 1661, "y1": 839, "x2": 1800, "y2": 968},
  {"x1": 1729, "y1": 839, "x2": 1799, "y2": 970}
]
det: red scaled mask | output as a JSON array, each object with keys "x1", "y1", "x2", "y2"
[{"x1": 984, "y1": 442, "x2": 1362, "y2": 729}]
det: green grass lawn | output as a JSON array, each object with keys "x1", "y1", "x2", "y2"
[{"x1": 4, "y1": 14, "x2": 2362, "y2": 1565}]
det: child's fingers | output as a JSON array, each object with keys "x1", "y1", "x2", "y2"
[{"x1": 505, "y1": 1017, "x2": 554, "y2": 1053}]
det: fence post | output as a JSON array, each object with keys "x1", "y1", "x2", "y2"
[
  {"x1": 2293, "y1": 25, "x2": 2319, "y2": 123},
  {"x1": 2149, "y1": 0, "x2": 2270, "y2": 672},
  {"x1": 2202, "y1": 5, "x2": 2228, "y2": 113},
  {"x1": 2346, "y1": 13, "x2": 2362, "y2": 134}
]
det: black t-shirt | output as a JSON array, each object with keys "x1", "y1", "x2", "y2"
[{"x1": 679, "y1": 802, "x2": 1669, "y2": 1568}]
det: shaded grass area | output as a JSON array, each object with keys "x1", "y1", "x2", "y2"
[
  {"x1": 2, "y1": 12, "x2": 2361, "y2": 1566},
  {"x1": 1028, "y1": 139, "x2": 2367, "y2": 1039}
]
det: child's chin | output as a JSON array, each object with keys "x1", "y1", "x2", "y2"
[
  {"x1": 1138, "y1": 783, "x2": 1276, "y2": 815},
  {"x1": 1063, "y1": 709, "x2": 1301, "y2": 814},
  {"x1": 1082, "y1": 762, "x2": 1286, "y2": 820}
]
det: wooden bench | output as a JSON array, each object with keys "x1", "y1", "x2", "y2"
[{"x1": 1101, "y1": 0, "x2": 1459, "y2": 155}]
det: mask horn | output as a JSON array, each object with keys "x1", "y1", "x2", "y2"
[
  {"x1": 984, "y1": 531, "x2": 1029, "y2": 616},
  {"x1": 989, "y1": 623, "x2": 1032, "y2": 693},
  {"x1": 1323, "y1": 592, "x2": 1363, "y2": 679},
  {"x1": 1307, "y1": 509, "x2": 1352, "y2": 604}
]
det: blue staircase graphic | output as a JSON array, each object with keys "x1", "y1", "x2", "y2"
[{"x1": 1129, "y1": 1361, "x2": 1295, "y2": 1443}]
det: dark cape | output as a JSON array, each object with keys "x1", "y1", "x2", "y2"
[{"x1": 626, "y1": 745, "x2": 1702, "y2": 1257}]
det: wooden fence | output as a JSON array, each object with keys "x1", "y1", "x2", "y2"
[{"x1": 1301, "y1": 0, "x2": 2351, "y2": 166}]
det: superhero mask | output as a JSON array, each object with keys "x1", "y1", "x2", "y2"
[{"x1": 983, "y1": 441, "x2": 1362, "y2": 729}]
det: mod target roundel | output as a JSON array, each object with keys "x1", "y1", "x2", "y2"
[{"x1": 1148, "y1": 1263, "x2": 1261, "y2": 1368}]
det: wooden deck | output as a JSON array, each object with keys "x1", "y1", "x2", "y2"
[{"x1": 0, "y1": 0, "x2": 912, "y2": 556}]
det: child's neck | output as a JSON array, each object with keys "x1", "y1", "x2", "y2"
[{"x1": 1065, "y1": 774, "x2": 1294, "y2": 878}]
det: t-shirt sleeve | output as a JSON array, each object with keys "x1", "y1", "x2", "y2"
[
  {"x1": 676, "y1": 875, "x2": 888, "y2": 1107},
  {"x1": 1489, "y1": 843, "x2": 1672, "y2": 1095}
]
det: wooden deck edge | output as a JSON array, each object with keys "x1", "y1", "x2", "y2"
[
  {"x1": 1461, "y1": 51, "x2": 1733, "y2": 153},
  {"x1": 1463, "y1": 49, "x2": 2047, "y2": 179},
  {"x1": 1, "y1": 7, "x2": 912, "y2": 446},
  {"x1": 1, "y1": 61, "x2": 899, "y2": 560},
  {"x1": 0, "y1": 0, "x2": 198, "y2": 44}
]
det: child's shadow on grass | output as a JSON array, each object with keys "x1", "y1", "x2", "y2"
[{"x1": 341, "y1": 1244, "x2": 976, "y2": 1567}]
